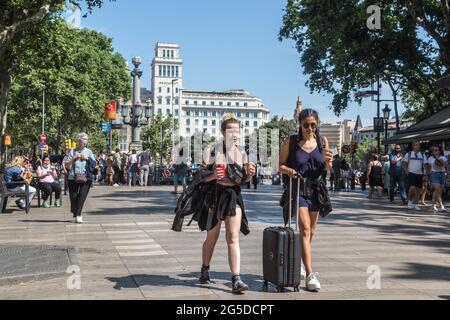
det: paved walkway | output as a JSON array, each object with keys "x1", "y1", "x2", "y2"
[{"x1": 0, "y1": 184, "x2": 449, "y2": 300}]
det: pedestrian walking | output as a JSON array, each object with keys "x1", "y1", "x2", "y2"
[
  {"x1": 389, "y1": 145, "x2": 407, "y2": 204},
  {"x1": 340, "y1": 159, "x2": 351, "y2": 192},
  {"x1": 63, "y1": 133, "x2": 96, "y2": 224},
  {"x1": 198, "y1": 113, "x2": 256, "y2": 294},
  {"x1": 138, "y1": 149, "x2": 151, "y2": 187},
  {"x1": 403, "y1": 142, "x2": 427, "y2": 211},
  {"x1": 426, "y1": 146, "x2": 448, "y2": 213},
  {"x1": 368, "y1": 154, "x2": 383, "y2": 199},
  {"x1": 128, "y1": 149, "x2": 138, "y2": 187},
  {"x1": 105, "y1": 154, "x2": 115, "y2": 186},
  {"x1": 172, "y1": 149, "x2": 189, "y2": 194},
  {"x1": 332, "y1": 155, "x2": 341, "y2": 190},
  {"x1": 279, "y1": 109, "x2": 333, "y2": 292}
]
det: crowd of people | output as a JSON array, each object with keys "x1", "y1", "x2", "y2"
[{"x1": 327, "y1": 143, "x2": 449, "y2": 213}]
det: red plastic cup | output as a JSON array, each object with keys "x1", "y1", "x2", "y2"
[{"x1": 217, "y1": 164, "x2": 226, "y2": 179}]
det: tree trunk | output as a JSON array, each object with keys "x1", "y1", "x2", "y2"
[{"x1": 0, "y1": 53, "x2": 13, "y2": 169}]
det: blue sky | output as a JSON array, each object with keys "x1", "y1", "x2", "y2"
[{"x1": 79, "y1": 0, "x2": 404, "y2": 126}]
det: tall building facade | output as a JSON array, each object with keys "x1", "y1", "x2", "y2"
[
  {"x1": 151, "y1": 43, "x2": 270, "y2": 138},
  {"x1": 118, "y1": 43, "x2": 270, "y2": 150}
]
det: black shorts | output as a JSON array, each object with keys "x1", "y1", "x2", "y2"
[{"x1": 408, "y1": 173, "x2": 424, "y2": 189}]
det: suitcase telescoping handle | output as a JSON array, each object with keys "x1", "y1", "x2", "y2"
[{"x1": 288, "y1": 174, "x2": 300, "y2": 231}]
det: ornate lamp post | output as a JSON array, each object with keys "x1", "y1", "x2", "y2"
[
  {"x1": 383, "y1": 104, "x2": 391, "y2": 154},
  {"x1": 120, "y1": 57, "x2": 151, "y2": 151}
]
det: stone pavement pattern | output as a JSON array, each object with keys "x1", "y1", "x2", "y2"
[{"x1": 0, "y1": 184, "x2": 449, "y2": 300}]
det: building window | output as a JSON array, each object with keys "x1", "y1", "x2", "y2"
[
  {"x1": 175, "y1": 98, "x2": 179, "y2": 105},
  {"x1": 212, "y1": 120, "x2": 216, "y2": 126},
  {"x1": 212, "y1": 111, "x2": 217, "y2": 117},
  {"x1": 219, "y1": 102, "x2": 223, "y2": 106},
  {"x1": 202, "y1": 101, "x2": 206, "y2": 106},
  {"x1": 203, "y1": 119, "x2": 208, "y2": 126},
  {"x1": 246, "y1": 112, "x2": 250, "y2": 118},
  {"x1": 253, "y1": 112, "x2": 258, "y2": 118},
  {"x1": 195, "y1": 110, "x2": 199, "y2": 116},
  {"x1": 158, "y1": 109, "x2": 162, "y2": 115},
  {"x1": 176, "y1": 66, "x2": 179, "y2": 77},
  {"x1": 236, "y1": 102, "x2": 240, "y2": 107},
  {"x1": 237, "y1": 112, "x2": 242, "y2": 117},
  {"x1": 171, "y1": 50, "x2": 174, "y2": 58},
  {"x1": 176, "y1": 88, "x2": 179, "y2": 94},
  {"x1": 227, "y1": 102, "x2": 231, "y2": 106},
  {"x1": 185, "y1": 100, "x2": 189, "y2": 105},
  {"x1": 245, "y1": 121, "x2": 249, "y2": 127},
  {"x1": 158, "y1": 87, "x2": 162, "y2": 93},
  {"x1": 166, "y1": 98, "x2": 170, "y2": 105},
  {"x1": 195, "y1": 119, "x2": 199, "y2": 125},
  {"x1": 211, "y1": 101, "x2": 215, "y2": 106},
  {"x1": 163, "y1": 65, "x2": 167, "y2": 77},
  {"x1": 167, "y1": 87, "x2": 170, "y2": 93},
  {"x1": 163, "y1": 49, "x2": 166, "y2": 58},
  {"x1": 254, "y1": 121, "x2": 258, "y2": 127},
  {"x1": 157, "y1": 98, "x2": 162, "y2": 105},
  {"x1": 171, "y1": 66, "x2": 175, "y2": 77},
  {"x1": 244, "y1": 102, "x2": 248, "y2": 107},
  {"x1": 203, "y1": 128, "x2": 208, "y2": 133},
  {"x1": 158, "y1": 66, "x2": 162, "y2": 77},
  {"x1": 194, "y1": 101, "x2": 198, "y2": 106},
  {"x1": 185, "y1": 110, "x2": 190, "y2": 116},
  {"x1": 203, "y1": 111, "x2": 208, "y2": 117},
  {"x1": 174, "y1": 109, "x2": 179, "y2": 116},
  {"x1": 166, "y1": 109, "x2": 171, "y2": 115}
]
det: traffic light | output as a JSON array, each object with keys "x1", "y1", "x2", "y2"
[
  {"x1": 71, "y1": 141, "x2": 77, "y2": 149},
  {"x1": 350, "y1": 141, "x2": 358, "y2": 153},
  {"x1": 65, "y1": 139, "x2": 72, "y2": 150}
]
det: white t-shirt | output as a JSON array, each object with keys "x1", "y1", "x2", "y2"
[
  {"x1": 130, "y1": 154, "x2": 138, "y2": 164},
  {"x1": 427, "y1": 156, "x2": 447, "y2": 172},
  {"x1": 404, "y1": 151, "x2": 427, "y2": 175}
]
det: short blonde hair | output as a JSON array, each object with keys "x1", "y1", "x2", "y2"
[
  {"x1": 221, "y1": 113, "x2": 240, "y2": 131},
  {"x1": 9, "y1": 156, "x2": 25, "y2": 168}
]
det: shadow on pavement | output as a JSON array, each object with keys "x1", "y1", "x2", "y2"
[
  {"x1": 391, "y1": 263, "x2": 450, "y2": 281},
  {"x1": 106, "y1": 271, "x2": 264, "y2": 294}
]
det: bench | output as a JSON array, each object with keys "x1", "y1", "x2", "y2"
[{"x1": 0, "y1": 174, "x2": 31, "y2": 214}]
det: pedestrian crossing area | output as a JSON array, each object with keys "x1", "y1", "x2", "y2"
[{"x1": 104, "y1": 225, "x2": 168, "y2": 257}]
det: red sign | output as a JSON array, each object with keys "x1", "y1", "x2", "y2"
[
  {"x1": 104, "y1": 101, "x2": 117, "y2": 121},
  {"x1": 4, "y1": 135, "x2": 11, "y2": 146},
  {"x1": 40, "y1": 134, "x2": 47, "y2": 142}
]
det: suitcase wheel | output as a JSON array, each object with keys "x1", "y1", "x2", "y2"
[{"x1": 277, "y1": 286, "x2": 285, "y2": 293}]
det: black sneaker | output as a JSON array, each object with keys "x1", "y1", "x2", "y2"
[
  {"x1": 15, "y1": 200, "x2": 26, "y2": 210},
  {"x1": 199, "y1": 266, "x2": 210, "y2": 284},
  {"x1": 231, "y1": 276, "x2": 249, "y2": 294}
]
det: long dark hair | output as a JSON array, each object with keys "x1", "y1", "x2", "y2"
[
  {"x1": 297, "y1": 109, "x2": 323, "y2": 153},
  {"x1": 431, "y1": 145, "x2": 443, "y2": 158}
]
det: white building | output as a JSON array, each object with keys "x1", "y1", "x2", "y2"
[
  {"x1": 150, "y1": 43, "x2": 270, "y2": 138},
  {"x1": 352, "y1": 116, "x2": 414, "y2": 144},
  {"x1": 118, "y1": 43, "x2": 270, "y2": 150}
]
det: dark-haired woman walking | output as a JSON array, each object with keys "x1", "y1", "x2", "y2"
[{"x1": 279, "y1": 109, "x2": 333, "y2": 292}]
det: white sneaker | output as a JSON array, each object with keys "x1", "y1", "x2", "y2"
[
  {"x1": 113, "y1": 183, "x2": 119, "y2": 187},
  {"x1": 433, "y1": 205, "x2": 440, "y2": 212},
  {"x1": 75, "y1": 216, "x2": 83, "y2": 224},
  {"x1": 301, "y1": 264, "x2": 306, "y2": 281},
  {"x1": 407, "y1": 201, "x2": 414, "y2": 210},
  {"x1": 414, "y1": 205, "x2": 421, "y2": 211},
  {"x1": 306, "y1": 272, "x2": 321, "y2": 292}
]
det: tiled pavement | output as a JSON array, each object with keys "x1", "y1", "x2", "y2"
[{"x1": 0, "y1": 184, "x2": 449, "y2": 300}]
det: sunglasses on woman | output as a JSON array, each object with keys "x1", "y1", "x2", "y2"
[{"x1": 302, "y1": 123, "x2": 317, "y2": 129}]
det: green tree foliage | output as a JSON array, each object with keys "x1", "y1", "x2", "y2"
[
  {"x1": 141, "y1": 114, "x2": 179, "y2": 164},
  {"x1": 6, "y1": 17, "x2": 130, "y2": 153},
  {"x1": 279, "y1": 0, "x2": 450, "y2": 121}
]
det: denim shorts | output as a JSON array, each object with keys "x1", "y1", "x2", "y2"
[
  {"x1": 430, "y1": 172, "x2": 446, "y2": 186},
  {"x1": 173, "y1": 174, "x2": 186, "y2": 184}
]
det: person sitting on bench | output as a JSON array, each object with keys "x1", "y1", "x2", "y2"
[
  {"x1": 37, "y1": 155, "x2": 62, "y2": 208},
  {"x1": 4, "y1": 156, "x2": 36, "y2": 210}
]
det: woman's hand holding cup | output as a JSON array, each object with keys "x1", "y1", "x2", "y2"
[{"x1": 215, "y1": 164, "x2": 226, "y2": 180}]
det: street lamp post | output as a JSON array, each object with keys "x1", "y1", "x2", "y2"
[
  {"x1": 41, "y1": 85, "x2": 45, "y2": 158},
  {"x1": 383, "y1": 104, "x2": 391, "y2": 154},
  {"x1": 171, "y1": 79, "x2": 179, "y2": 161},
  {"x1": 121, "y1": 57, "x2": 151, "y2": 151}
]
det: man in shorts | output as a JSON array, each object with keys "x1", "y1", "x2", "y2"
[{"x1": 403, "y1": 142, "x2": 427, "y2": 211}]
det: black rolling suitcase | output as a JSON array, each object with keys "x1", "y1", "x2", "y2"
[{"x1": 263, "y1": 176, "x2": 302, "y2": 292}]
